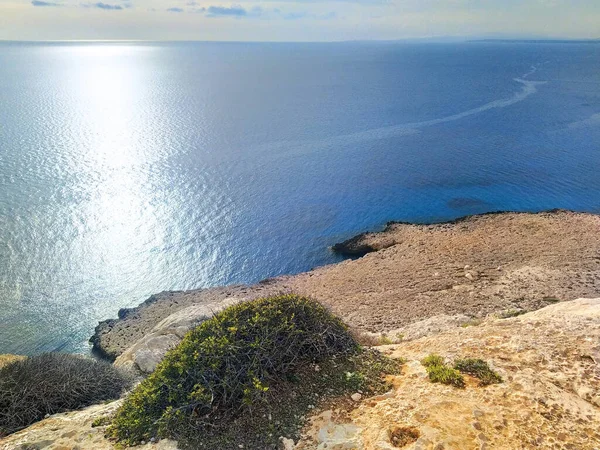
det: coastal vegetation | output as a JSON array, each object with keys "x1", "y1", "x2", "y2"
[
  {"x1": 108, "y1": 294, "x2": 402, "y2": 449},
  {"x1": 453, "y1": 358, "x2": 503, "y2": 386},
  {"x1": 421, "y1": 354, "x2": 503, "y2": 388},
  {"x1": 0, "y1": 353, "x2": 131, "y2": 437},
  {"x1": 421, "y1": 354, "x2": 466, "y2": 388}
]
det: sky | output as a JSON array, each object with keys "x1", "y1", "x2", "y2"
[{"x1": 0, "y1": 0, "x2": 599, "y2": 41}]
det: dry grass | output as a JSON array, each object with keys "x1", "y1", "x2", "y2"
[{"x1": 0, "y1": 353, "x2": 131, "y2": 437}]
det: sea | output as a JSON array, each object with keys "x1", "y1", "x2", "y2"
[{"x1": 1, "y1": 41, "x2": 599, "y2": 355}]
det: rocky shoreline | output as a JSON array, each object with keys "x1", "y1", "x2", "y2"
[
  {"x1": 91, "y1": 210, "x2": 600, "y2": 369},
  {"x1": 5, "y1": 209, "x2": 600, "y2": 449}
]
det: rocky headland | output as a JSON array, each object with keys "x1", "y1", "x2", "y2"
[
  {"x1": 93, "y1": 210, "x2": 600, "y2": 374},
  {"x1": 3, "y1": 210, "x2": 600, "y2": 449}
]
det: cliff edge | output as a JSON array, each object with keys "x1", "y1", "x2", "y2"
[
  {"x1": 93, "y1": 210, "x2": 600, "y2": 373},
  {"x1": 4, "y1": 298, "x2": 600, "y2": 449}
]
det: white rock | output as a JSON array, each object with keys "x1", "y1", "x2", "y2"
[
  {"x1": 280, "y1": 437, "x2": 296, "y2": 450},
  {"x1": 115, "y1": 298, "x2": 240, "y2": 374},
  {"x1": 351, "y1": 393, "x2": 362, "y2": 402}
]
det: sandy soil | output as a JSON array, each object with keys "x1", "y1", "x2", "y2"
[{"x1": 92, "y1": 210, "x2": 600, "y2": 359}]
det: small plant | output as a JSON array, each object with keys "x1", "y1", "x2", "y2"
[
  {"x1": 421, "y1": 354, "x2": 465, "y2": 388},
  {"x1": 426, "y1": 364, "x2": 466, "y2": 388},
  {"x1": 379, "y1": 334, "x2": 394, "y2": 345},
  {"x1": 454, "y1": 359, "x2": 503, "y2": 386},
  {"x1": 0, "y1": 353, "x2": 131, "y2": 437},
  {"x1": 421, "y1": 354, "x2": 444, "y2": 368},
  {"x1": 91, "y1": 416, "x2": 112, "y2": 428},
  {"x1": 499, "y1": 309, "x2": 527, "y2": 319},
  {"x1": 461, "y1": 318, "x2": 483, "y2": 328}
]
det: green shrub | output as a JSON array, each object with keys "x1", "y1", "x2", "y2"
[
  {"x1": 421, "y1": 354, "x2": 445, "y2": 368},
  {"x1": 421, "y1": 354, "x2": 465, "y2": 388},
  {"x1": 425, "y1": 364, "x2": 465, "y2": 388},
  {"x1": 454, "y1": 358, "x2": 503, "y2": 386},
  {"x1": 0, "y1": 353, "x2": 131, "y2": 437},
  {"x1": 109, "y1": 295, "x2": 364, "y2": 447}
]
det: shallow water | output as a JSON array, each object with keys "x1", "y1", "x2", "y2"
[{"x1": 1, "y1": 41, "x2": 599, "y2": 354}]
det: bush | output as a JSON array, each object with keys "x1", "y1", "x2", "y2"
[
  {"x1": 421, "y1": 354, "x2": 445, "y2": 368},
  {"x1": 421, "y1": 354, "x2": 465, "y2": 388},
  {"x1": 454, "y1": 358, "x2": 503, "y2": 386},
  {"x1": 426, "y1": 364, "x2": 466, "y2": 388},
  {"x1": 0, "y1": 353, "x2": 131, "y2": 436},
  {"x1": 109, "y1": 295, "x2": 367, "y2": 447}
]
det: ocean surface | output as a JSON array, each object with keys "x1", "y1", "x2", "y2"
[{"x1": 1, "y1": 41, "x2": 599, "y2": 355}]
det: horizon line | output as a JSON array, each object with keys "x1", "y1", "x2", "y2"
[{"x1": 1, "y1": 36, "x2": 599, "y2": 44}]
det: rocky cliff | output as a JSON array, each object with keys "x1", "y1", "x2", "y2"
[
  {"x1": 96, "y1": 210, "x2": 600, "y2": 374},
  {"x1": 3, "y1": 298, "x2": 600, "y2": 449}
]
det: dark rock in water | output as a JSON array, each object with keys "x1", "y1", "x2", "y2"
[
  {"x1": 89, "y1": 319, "x2": 119, "y2": 361},
  {"x1": 331, "y1": 233, "x2": 377, "y2": 256}
]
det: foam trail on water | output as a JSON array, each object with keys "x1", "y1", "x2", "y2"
[
  {"x1": 248, "y1": 67, "x2": 546, "y2": 160},
  {"x1": 338, "y1": 65, "x2": 547, "y2": 138},
  {"x1": 322, "y1": 65, "x2": 547, "y2": 144},
  {"x1": 568, "y1": 113, "x2": 600, "y2": 129}
]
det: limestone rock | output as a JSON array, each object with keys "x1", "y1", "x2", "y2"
[
  {"x1": 0, "y1": 401, "x2": 178, "y2": 450},
  {"x1": 280, "y1": 437, "x2": 296, "y2": 450},
  {"x1": 295, "y1": 298, "x2": 600, "y2": 450},
  {"x1": 0, "y1": 354, "x2": 25, "y2": 369},
  {"x1": 114, "y1": 298, "x2": 239, "y2": 374},
  {"x1": 386, "y1": 314, "x2": 472, "y2": 342}
]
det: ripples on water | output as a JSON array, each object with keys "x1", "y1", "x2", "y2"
[{"x1": 1, "y1": 41, "x2": 599, "y2": 355}]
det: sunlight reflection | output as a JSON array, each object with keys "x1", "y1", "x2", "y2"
[{"x1": 63, "y1": 44, "x2": 167, "y2": 295}]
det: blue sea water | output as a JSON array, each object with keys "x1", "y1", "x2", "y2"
[{"x1": 1, "y1": 41, "x2": 599, "y2": 355}]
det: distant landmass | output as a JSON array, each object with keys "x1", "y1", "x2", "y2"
[{"x1": 472, "y1": 38, "x2": 600, "y2": 44}]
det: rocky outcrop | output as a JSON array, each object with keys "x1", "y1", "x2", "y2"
[
  {"x1": 0, "y1": 355, "x2": 25, "y2": 369},
  {"x1": 294, "y1": 298, "x2": 600, "y2": 449},
  {"x1": 114, "y1": 298, "x2": 239, "y2": 374},
  {"x1": 90, "y1": 284, "x2": 287, "y2": 362},
  {"x1": 0, "y1": 400, "x2": 177, "y2": 450},
  {"x1": 92, "y1": 211, "x2": 600, "y2": 362}
]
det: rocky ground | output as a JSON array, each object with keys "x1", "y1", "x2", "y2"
[
  {"x1": 0, "y1": 400, "x2": 178, "y2": 450},
  {"x1": 295, "y1": 297, "x2": 600, "y2": 449},
  {"x1": 4, "y1": 298, "x2": 600, "y2": 449},
  {"x1": 93, "y1": 210, "x2": 600, "y2": 371},
  {"x1": 0, "y1": 355, "x2": 24, "y2": 369}
]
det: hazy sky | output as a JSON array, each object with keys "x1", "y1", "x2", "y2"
[{"x1": 1, "y1": 0, "x2": 599, "y2": 41}]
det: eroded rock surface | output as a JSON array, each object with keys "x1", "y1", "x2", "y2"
[
  {"x1": 93, "y1": 211, "x2": 600, "y2": 361},
  {"x1": 0, "y1": 401, "x2": 177, "y2": 450},
  {"x1": 295, "y1": 298, "x2": 600, "y2": 449},
  {"x1": 114, "y1": 298, "x2": 240, "y2": 373}
]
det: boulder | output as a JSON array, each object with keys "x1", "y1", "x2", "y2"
[{"x1": 114, "y1": 298, "x2": 240, "y2": 374}]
